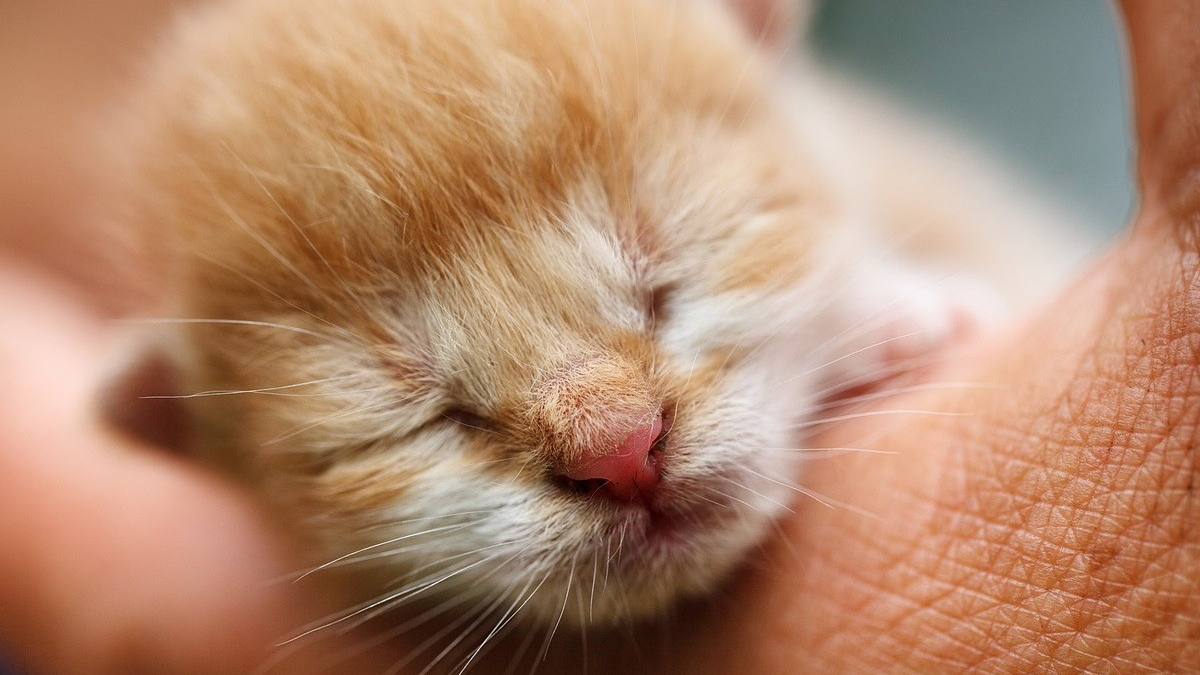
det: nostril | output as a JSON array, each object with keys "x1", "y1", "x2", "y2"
[
  {"x1": 560, "y1": 476, "x2": 611, "y2": 497},
  {"x1": 556, "y1": 408, "x2": 664, "y2": 504}
]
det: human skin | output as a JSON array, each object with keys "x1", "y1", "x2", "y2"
[{"x1": 0, "y1": 1, "x2": 1196, "y2": 674}]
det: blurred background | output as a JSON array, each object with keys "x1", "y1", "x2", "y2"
[
  {"x1": 811, "y1": 0, "x2": 1132, "y2": 237},
  {"x1": 0, "y1": 2, "x2": 1134, "y2": 673}
]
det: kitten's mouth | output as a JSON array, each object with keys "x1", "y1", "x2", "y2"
[{"x1": 613, "y1": 475, "x2": 738, "y2": 550}]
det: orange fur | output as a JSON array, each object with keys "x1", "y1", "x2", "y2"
[{"x1": 107, "y1": 0, "x2": 1071, "y2": 634}]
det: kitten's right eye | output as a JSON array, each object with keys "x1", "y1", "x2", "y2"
[
  {"x1": 646, "y1": 283, "x2": 676, "y2": 329},
  {"x1": 442, "y1": 407, "x2": 495, "y2": 433}
]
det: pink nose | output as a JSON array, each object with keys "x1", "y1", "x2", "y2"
[{"x1": 559, "y1": 409, "x2": 664, "y2": 503}]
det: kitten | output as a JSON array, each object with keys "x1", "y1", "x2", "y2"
[{"x1": 107, "y1": 0, "x2": 1068, "y2": 635}]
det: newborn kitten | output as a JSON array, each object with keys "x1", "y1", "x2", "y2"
[{"x1": 108, "y1": 0, "x2": 1063, "y2": 636}]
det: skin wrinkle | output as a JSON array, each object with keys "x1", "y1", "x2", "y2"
[
  {"x1": 916, "y1": 294, "x2": 1171, "y2": 667},
  {"x1": 995, "y1": 255, "x2": 1192, "y2": 669},
  {"x1": 968, "y1": 251, "x2": 1199, "y2": 671}
]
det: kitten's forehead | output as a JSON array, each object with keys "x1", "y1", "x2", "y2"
[
  {"x1": 145, "y1": 0, "x2": 783, "y2": 260},
  {"x1": 343, "y1": 0, "x2": 780, "y2": 260},
  {"x1": 142, "y1": 0, "x2": 831, "y2": 369}
]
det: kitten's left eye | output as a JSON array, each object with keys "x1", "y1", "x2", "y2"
[{"x1": 442, "y1": 407, "x2": 495, "y2": 433}]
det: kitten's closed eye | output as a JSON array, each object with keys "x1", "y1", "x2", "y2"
[
  {"x1": 440, "y1": 407, "x2": 495, "y2": 433},
  {"x1": 645, "y1": 283, "x2": 677, "y2": 329}
]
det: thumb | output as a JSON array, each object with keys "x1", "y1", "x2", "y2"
[{"x1": 0, "y1": 261, "x2": 332, "y2": 675}]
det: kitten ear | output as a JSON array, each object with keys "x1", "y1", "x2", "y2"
[
  {"x1": 714, "y1": 0, "x2": 813, "y2": 52},
  {"x1": 98, "y1": 334, "x2": 189, "y2": 452}
]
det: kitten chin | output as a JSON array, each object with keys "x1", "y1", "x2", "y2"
[{"x1": 102, "y1": 0, "x2": 1072, "y2": 638}]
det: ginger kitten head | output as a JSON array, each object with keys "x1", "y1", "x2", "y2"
[{"x1": 122, "y1": 0, "x2": 853, "y2": 623}]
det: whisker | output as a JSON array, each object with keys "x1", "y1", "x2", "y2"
[
  {"x1": 731, "y1": 4, "x2": 795, "y2": 134},
  {"x1": 381, "y1": 592, "x2": 503, "y2": 675},
  {"x1": 706, "y1": 486, "x2": 761, "y2": 513},
  {"x1": 753, "y1": 445, "x2": 898, "y2": 458},
  {"x1": 119, "y1": 317, "x2": 341, "y2": 343},
  {"x1": 809, "y1": 370, "x2": 995, "y2": 404},
  {"x1": 693, "y1": 491, "x2": 731, "y2": 511},
  {"x1": 441, "y1": 412, "x2": 501, "y2": 436},
  {"x1": 454, "y1": 573, "x2": 549, "y2": 675},
  {"x1": 717, "y1": 475, "x2": 793, "y2": 514},
  {"x1": 417, "y1": 591, "x2": 512, "y2": 675},
  {"x1": 798, "y1": 262, "x2": 948, "y2": 367},
  {"x1": 602, "y1": 535, "x2": 613, "y2": 592},
  {"x1": 574, "y1": 558, "x2": 589, "y2": 675},
  {"x1": 210, "y1": 143, "x2": 347, "y2": 310},
  {"x1": 504, "y1": 578, "x2": 550, "y2": 675},
  {"x1": 798, "y1": 381, "x2": 996, "y2": 414},
  {"x1": 803, "y1": 328, "x2": 932, "y2": 377},
  {"x1": 535, "y1": 560, "x2": 574, "y2": 668},
  {"x1": 588, "y1": 547, "x2": 599, "y2": 623},
  {"x1": 791, "y1": 408, "x2": 970, "y2": 431},
  {"x1": 297, "y1": 158, "x2": 407, "y2": 217},
  {"x1": 740, "y1": 465, "x2": 881, "y2": 520},
  {"x1": 292, "y1": 517, "x2": 491, "y2": 582},
  {"x1": 264, "y1": 398, "x2": 402, "y2": 445},
  {"x1": 579, "y1": 2, "x2": 617, "y2": 185},
  {"x1": 278, "y1": 551, "x2": 505, "y2": 647},
  {"x1": 225, "y1": 144, "x2": 372, "y2": 321},
  {"x1": 507, "y1": 453, "x2": 541, "y2": 485},
  {"x1": 321, "y1": 543, "x2": 540, "y2": 674},
  {"x1": 306, "y1": 588, "x2": 481, "y2": 673},
  {"x1": 141, "y1": 375, "x2": 362, "y2": 400},
  {"x1": 195, "y1": 247, "x2": 367, "y2": 344}
]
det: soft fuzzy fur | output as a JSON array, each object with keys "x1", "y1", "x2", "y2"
[{"x1": 109, "y1": 0, "x2": 1069, "y2": 630}]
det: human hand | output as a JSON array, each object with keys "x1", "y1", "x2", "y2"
[
  {"x1": 0, "y1": 264, "x2": 353, "y2": 675},
  {"x1": 3, "y1": 2, "x2": 1197, "y2": 675},
  {"x1": 0, "y1": 1, "x2": 386, "y2": 671}
]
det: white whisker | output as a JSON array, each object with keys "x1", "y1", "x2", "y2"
[
  {"x1": 417, "y1": 591, "x2": 511, "y2": 675},
  {"x1": 535, "y1": 560, "x2": 574, "y2": 667},
  {"x1": 278, "y1": 552, "x2": 504, "y2": 647},
  {"x1": 120, "y1": 317, "x2": 340, "y2": 343},
  {"x1": 803, "y1": 329, "x2": 931, "y2": 376},
  {"x1": 383, "y1": 592, "x2": 503, "y2": 675},
  {"x1": 504, "y1": 579, "x2": 549, "y2": 675},
  {"x1": 792, "y1": 408, "x2": 970, "y2": 431},
  {"x1": 706, "y1": 486, "x2": 761, "y2": 513},
  {"x1": 741, "y1": 465, "x2": 881, "y2": 520},
  {"x1": 293, "y1": 517, "x2": 490, "y2": 583},
  {"x1": 454, "y1": 572, "x2": 548, "y2": 675},
  {"x1": 142, "y1": 375, "x2": 361, "y2": 400},
  {"x1": 808, "y1": 377, "x2": 996, "y2": 407},
  {"x1": 264, "y1": 398, "x2": 402, "y2": 445},
  {"x1": 718, "y1": 475, "x2": 793, "y2": 514},
  {"x1": 757, "y1": 445, "x2": 898, "y2": 458}
]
